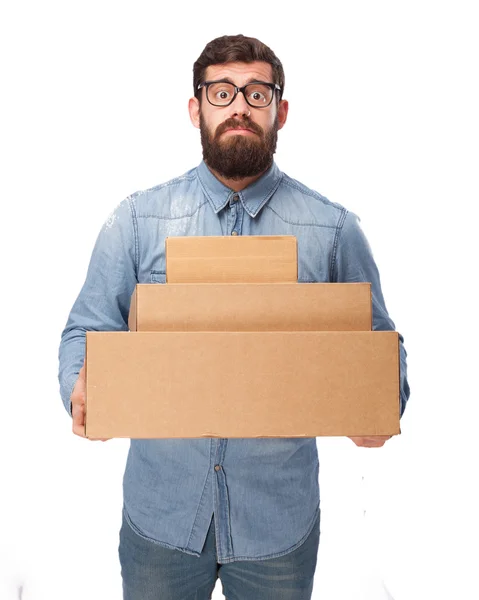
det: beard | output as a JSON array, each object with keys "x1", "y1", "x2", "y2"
[{"x1": 200, "y1": 112, "x2": 279, "y2": 180}]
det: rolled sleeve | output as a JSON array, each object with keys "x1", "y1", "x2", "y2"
[
  {"x1": 58, "y1": 197, "x2": 138, "y2": 416},
  {"x1": 332, "y1": 210, "x2": 410, "y2": 417}
]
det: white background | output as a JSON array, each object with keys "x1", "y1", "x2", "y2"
[{"x1": 1, "y1": 1, "x2": 478, "y2": 598}]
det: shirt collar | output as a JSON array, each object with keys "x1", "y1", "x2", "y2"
[{"x1": 196, "y1": 160, "x2": 282, "y2": 218}]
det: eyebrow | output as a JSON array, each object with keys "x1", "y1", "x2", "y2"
[{"x1": 213, "y1": 77, "x2": 269, "y2": 85}]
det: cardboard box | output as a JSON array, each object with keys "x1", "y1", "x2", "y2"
[
  {"x1": 85, "y1": 331, "x2": 400, "y2": 439},
  {"x1": 128, "y1": 283, "x2": 373, "y2": 332},
  {"x1": 165, "y1": 235, "x2": 297, "y2": 283}
]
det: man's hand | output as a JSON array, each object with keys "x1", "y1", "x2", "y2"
[
  {"x1": 348, "y1": 435, "x2": 392, "y2": 448},
  {"x1": 71, "y1": 363, "x2": 110, "y2": 442}
]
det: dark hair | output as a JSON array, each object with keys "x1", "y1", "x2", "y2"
[{"x1": 193, "y1": 34, "x2": 285, "y2": 102}]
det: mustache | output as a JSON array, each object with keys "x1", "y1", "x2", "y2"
[{"x1": 215, "y1": 117, "x2": 264, "y2": 139}]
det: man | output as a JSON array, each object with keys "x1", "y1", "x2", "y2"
[{"x1": 59, "y1": 34, "x2": 410, "y2": 600}]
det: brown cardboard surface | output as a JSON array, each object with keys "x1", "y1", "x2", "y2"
[
  {"x1": 128, "y1": 283, "x2": 372, "y2": 332},
  {"x1": 165, "y1": 235, "x2": 298, "y2": 283},
  {"x1": 85, "y1": 331, "x2": 400, "y2": 439}
]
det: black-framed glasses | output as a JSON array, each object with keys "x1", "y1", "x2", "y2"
[{"x1": 197, "y1": 80, "x2": 282, "y2": 108}]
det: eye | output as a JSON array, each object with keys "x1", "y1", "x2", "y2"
[
  {"x1": 207, "y1": 82, "x2": 235, "y2": 104},
  {"x1": 245, "y1": 84, "x2": 272, "y2": 106},
  {"x1": 216, "y1": 89, "x2": 232, "y2": 100}
]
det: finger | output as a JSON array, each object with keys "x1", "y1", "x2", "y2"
[
  {"x1": 362, "y1": 440, "x2": 387, "y2": 448},
  {"x1": 72, "y1": 405, "x2": 86, "y2": 437},
  {"x1": 72, "y1": 403, "x2": 85, "y2": 425},
  {"x1": 72, "y1": 424, "x2": 86, "y2": 437},
  {"x1": 350, "y1": 438, "x2": 387, "y2": 448},
  {"x1": 71, "y1": 390, "x2": 85, "y2": 406}
]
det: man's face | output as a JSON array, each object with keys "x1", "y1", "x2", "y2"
[{"x1": 189, "y1": 61, "x2": 288, "y2": 180}]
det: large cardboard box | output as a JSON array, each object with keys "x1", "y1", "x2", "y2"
[
  {"x1": 85, "y1": 331, "x2": 400, "y2": 439},
  {"x1": 165, "y1": 235, "x2": 297, "y2": 283},
  {"x1": 128, "y1": 283, "x2": 373, "y2": 332}
]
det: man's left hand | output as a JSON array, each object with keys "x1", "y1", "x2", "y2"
[{"x1": 348, "y1": 436, "x2": 392, "y2": 448}]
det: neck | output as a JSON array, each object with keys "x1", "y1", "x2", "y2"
[{"x1": 206, "y1": 165, "x2": 268, "y2": 192}]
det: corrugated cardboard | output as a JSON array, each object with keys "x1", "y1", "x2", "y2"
[
  {"x1": 128, "y1": 283, "x2": 373, "y2": 332},
  {"x1": 85, "y1": 331, "x2": 400, "y2": 439},
  {"x1": 165, "y1": 235, "x2": 297, "y2": 283}
]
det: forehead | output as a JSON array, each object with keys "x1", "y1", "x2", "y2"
[{"x1": 205, "y1": 61, "x2": 273, "y2": 84}]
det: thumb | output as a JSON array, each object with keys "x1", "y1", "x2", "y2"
[{"x1": 72, "y1": 402, "x2": 85, "y2": 424}]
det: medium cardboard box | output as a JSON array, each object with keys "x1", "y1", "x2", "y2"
[
  {"x1": 128, "y1": 283, "x2": 373, "y2": 332},
  {"x1": 165, "y1": 235, "x2": 297, "y2": 283},
  {"x1": 128, "y1": 283, "x2": 372, "y2": 331},
  {"x1": 85, "y1": 331, "x2": 400, "y2": 439}
]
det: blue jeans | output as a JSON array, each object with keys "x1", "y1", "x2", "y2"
[{"x1": 119, "y1": 510, "x2": 320, "y2": 600}]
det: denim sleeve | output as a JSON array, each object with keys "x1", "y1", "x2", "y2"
[
  {"x1": 58, "y1": 197, "x2": 138, "y2": 416},
  {"x1": 332, "y1": 210, "x2": 410, "y2": 417}
]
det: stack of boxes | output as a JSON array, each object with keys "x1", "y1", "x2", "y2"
[{"x1": 85, "y1": 236, "x2": 400, "y2": 439}]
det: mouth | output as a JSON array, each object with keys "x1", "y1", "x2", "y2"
[{"x1": 223, "y1": 128, "x2": 257, "y2": 135}]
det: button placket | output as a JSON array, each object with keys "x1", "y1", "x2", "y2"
[
  {"x1": 229, "y1": 197, "x2": 238, "y2": 236},
  {"x1": 229, "y1": 193, "x2": 244, "y2": 236}
]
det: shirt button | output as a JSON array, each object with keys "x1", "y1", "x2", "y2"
[
  {"x1": 214, "y1": 465, "x2": 221, "y2": 471},
  {"x1": 231, "y1": 231, "x2": 238, "y2": 236},
  {"x1": 233, "y1": 194, "x2": 239, "y2": 202}
]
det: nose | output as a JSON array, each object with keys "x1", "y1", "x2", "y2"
[{"x1": 228, "y1": 90, "x2": 251, "y2": 119}]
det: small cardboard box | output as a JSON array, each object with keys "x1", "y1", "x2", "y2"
[
  {"x1": 85, "y1": 331, "x2": 400, "y2": 439},
  {"x1": 165, "y1": 235, "x2": 297, "y2": 283},
  {"x1": 128, "y1": 283, "x2": 373, "y2": 332}
]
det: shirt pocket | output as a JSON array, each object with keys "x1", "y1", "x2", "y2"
[{"x1": 150, "y1": 270, "x2": 166, "y2": 284}]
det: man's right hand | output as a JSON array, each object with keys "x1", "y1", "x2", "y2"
[{"x1": 71, "y1": 363, "x2": 110, "y2": 442}]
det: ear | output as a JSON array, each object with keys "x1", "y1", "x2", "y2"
[
  {"x1": 277, "y1": 99, "x2": 289, "y2": 130},
  {"x1": 188, "y1": 96, "x2": 201, "y2": 129}
]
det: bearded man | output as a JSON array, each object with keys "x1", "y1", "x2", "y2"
[{"x1": 59, "y1": 34, "x2": 410, "y2": 600}]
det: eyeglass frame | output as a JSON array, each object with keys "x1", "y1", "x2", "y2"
[{"x1": 197, "y1": 80, "x2": 283, "y2": 108}]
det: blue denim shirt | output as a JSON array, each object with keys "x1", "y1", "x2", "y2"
[{"x1": 59, "y1": 160, "x2": 409, "y2": 563}]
